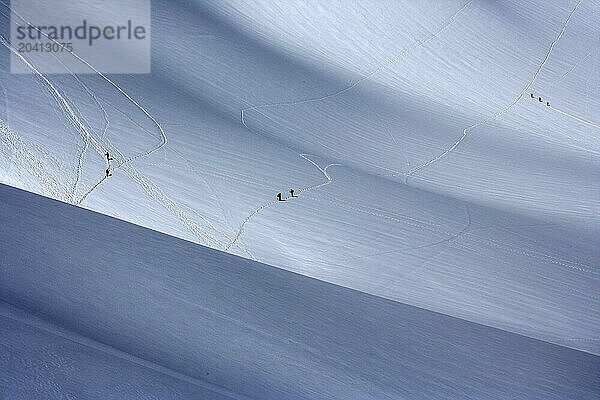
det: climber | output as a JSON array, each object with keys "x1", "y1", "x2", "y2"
[
  {"x1": 105, "y1": 152, "x2": 113, "y2": 161},
  {"x1": 538, "y1": 96, "x2": 543, "y2": 102},
  {"x1": 546, "y1": 101, "x2": 550, "y2": 107},
  {"x1": 530, "y1": 93, "x2": 535, "y2": 99},
  {"x1": 277, "y1": 192, "x2": 284, "y2": 201},
  {"x1": 290, "y1": 189, "x2": 297, "y2": 197},
  {"x1": 106, "y1": 168, "x2": 112, "y2": 178}
]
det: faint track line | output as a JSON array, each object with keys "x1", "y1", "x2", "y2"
[
  {"x1": 336, "y1": 204, "x2": 472, "y2": 264},
  {"x1": 301, "y1": 192, "x2": 595, "y2": 274},
  {"x1": 548, "y1": 105, "x2": 600, "y2": 130},
  {"x1": 1, "y1": 6, "x2": 167, "y2": 202},
  {"x1": 404, "y1": 0, "x2": 583, "y2": 179},
  {"x1": 240, "y1": 1, "x2": 472, "y2": 135},
  {"x1": 1, "y1": 10, "x2": 226, "y2": 248}
]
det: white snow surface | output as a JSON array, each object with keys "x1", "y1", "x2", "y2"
[{"x1": 0, "y1": 0, "x2": 598, "y2": 363}]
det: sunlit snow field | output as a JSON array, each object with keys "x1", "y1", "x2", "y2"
[{"x1": 1, "y1": 0, "x2": 599, "y2": 398}]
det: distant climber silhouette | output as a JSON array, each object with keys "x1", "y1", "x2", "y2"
[
  {"x1": 531, "y1": 93, "x2": 535, "y2": 98},
  {"x1": 277, "y1": 192, "x2": 284, "y2": 201},
  {"x1": 538, "y1": 96, "x2": 543, "y2": 102},
  {"x1": 105, "y1": 168, "x2": 112, "y2": 178},
  {"x1": 105, "y1": 152, "x2": 113, "y2": 161},
  {"x1": 290, "y1": 189, "x2": 297, "y2": 197},
  {"x1": 546, "y1": 101, "x2": 550, "y2": 106}
]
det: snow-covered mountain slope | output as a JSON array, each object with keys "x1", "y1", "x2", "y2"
[
  {"x1": 0, "y1": 0, "x2": 598, "y2": 356},
  {"x1": 1, "y1": 303, "x2": 236, "y2": 400},
  {"x1": 1, "y1": 183, "x2": 598, "y2": 399}
]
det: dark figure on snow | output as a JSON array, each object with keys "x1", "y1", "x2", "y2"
[
  {"x1": 538, "y1": 96, "x2": 543, "y2": 102},
  {"x1": 106, "y1": 152, "x2": 113, "y2": 161},
  {"x1": 530, "y1": 93, "x2": 534, "y2": 99},
  {"x1": 277, "y1": 192, "x2": 284, "y2": 201},
  {"x1": 546, "y1": 101, "x2": 550, "y2": 107},
  {"x1": 106, "y1": 168, "x2": 112, "y2": 178},
  {"x1": 290, "y1": 189, "x2": 297, "y2": 197}
]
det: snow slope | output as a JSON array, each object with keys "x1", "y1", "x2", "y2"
[
  {"x1": 1, "y1": 303, "x2": 236, "y2": 400},
  {"x1": 1, "y1": 183, "x2": 598, "y2": 399},
  {"x1": 0, "y1": 0, "x2": 598, "y2": 358}
]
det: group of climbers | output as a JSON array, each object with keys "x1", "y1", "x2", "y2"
[{"x1": 531, "y1": 93, "x2": 550, "y2": 107}]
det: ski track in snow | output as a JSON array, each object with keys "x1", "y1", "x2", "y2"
[
  {"x1": 66, "y1": 65, "x2": 111, "y2": 197},
  {"x1": 2, "y1": 6, "x2": 168, "y2": 165},
  {"x1": 1, "y1": 6, "x2": 166, "y2": 187},
  {"x1": 170, "y1": 148, "x2": 258, "y2": 259},
  {"x1": 230, "y1": 2, "x2": 473, "y2": 256},
  {"x1": 403, "y1": 0, "x2": 584, "y2": 179},
  {"x1": 239, "y1": 0, "x2": 472, "y2": 138},
  {"x1": 547, "y1": 51, "x2": 591, "y2": 98},
  {"x1": 0, "y1": 38, "x2": 106, "y2": 156},
  {"x1": 548, "y1": 105, "x2": 600, "y2": 130},
  {"x1": 2, "y1": 37, "x2": 214, "y2": 249},
  {"x1": 87, "y1": 100, "x2": 250, "y2": 253},
  {"x1": 0, "y1": 119, "x2": 73, "y2": 203},
  {"x1": 0, "y1": 37, "x2": 110, "y2": 199},
  {"x1": 224, "y1": 154, "x2": 340, "y2": 252},
  {"x1": 1, "y1": 5, "x2": 237, "y2": 250},
  {"x1": 302, "y1": 193, "x2": 595, "y2": 274},
  {"x1": 333, "y1": 204, "x2": 472, "y2": 264}
]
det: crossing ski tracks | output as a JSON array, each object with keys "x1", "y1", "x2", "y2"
[{"x1": 1, "y1": 7, "x2": 227, "y2": 249}]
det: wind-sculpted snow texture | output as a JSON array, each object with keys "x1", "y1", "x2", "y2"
[
  {"x1": 0, "y1": 0, "x2": 599, "y2": 395},
  {"x1": 1, "y1": 184, "x2": 599, "y2": 399}
]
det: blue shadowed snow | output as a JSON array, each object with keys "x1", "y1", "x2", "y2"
[{"x1": 1, "y1": 183, "x2": 598, "y2": 399}]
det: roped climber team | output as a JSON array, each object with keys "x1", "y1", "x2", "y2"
[{"x1": 530, "y1": 93, "x2": 550, "y2": 107}]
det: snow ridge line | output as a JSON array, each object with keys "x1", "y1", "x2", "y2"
[
  {"x1": 0, "y1": 301, "x2": 252, "y2": 400},
  {"x1": 404, "y1": 0, "x2": 583, "y2": 179},
  {"x1": 224, "y1": 154, "x2": 340, "y2": 252},
  {"x1": 240, "y1": 1, "x2": 472, "y2": 132}
]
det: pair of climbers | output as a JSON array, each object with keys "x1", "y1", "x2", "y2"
[
  {"x1": 277, "y1": 189, "x2": 298, "y2": 201},
  {"x1": 105, "y1": 152, "x2": 114, "y2": 178}
]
